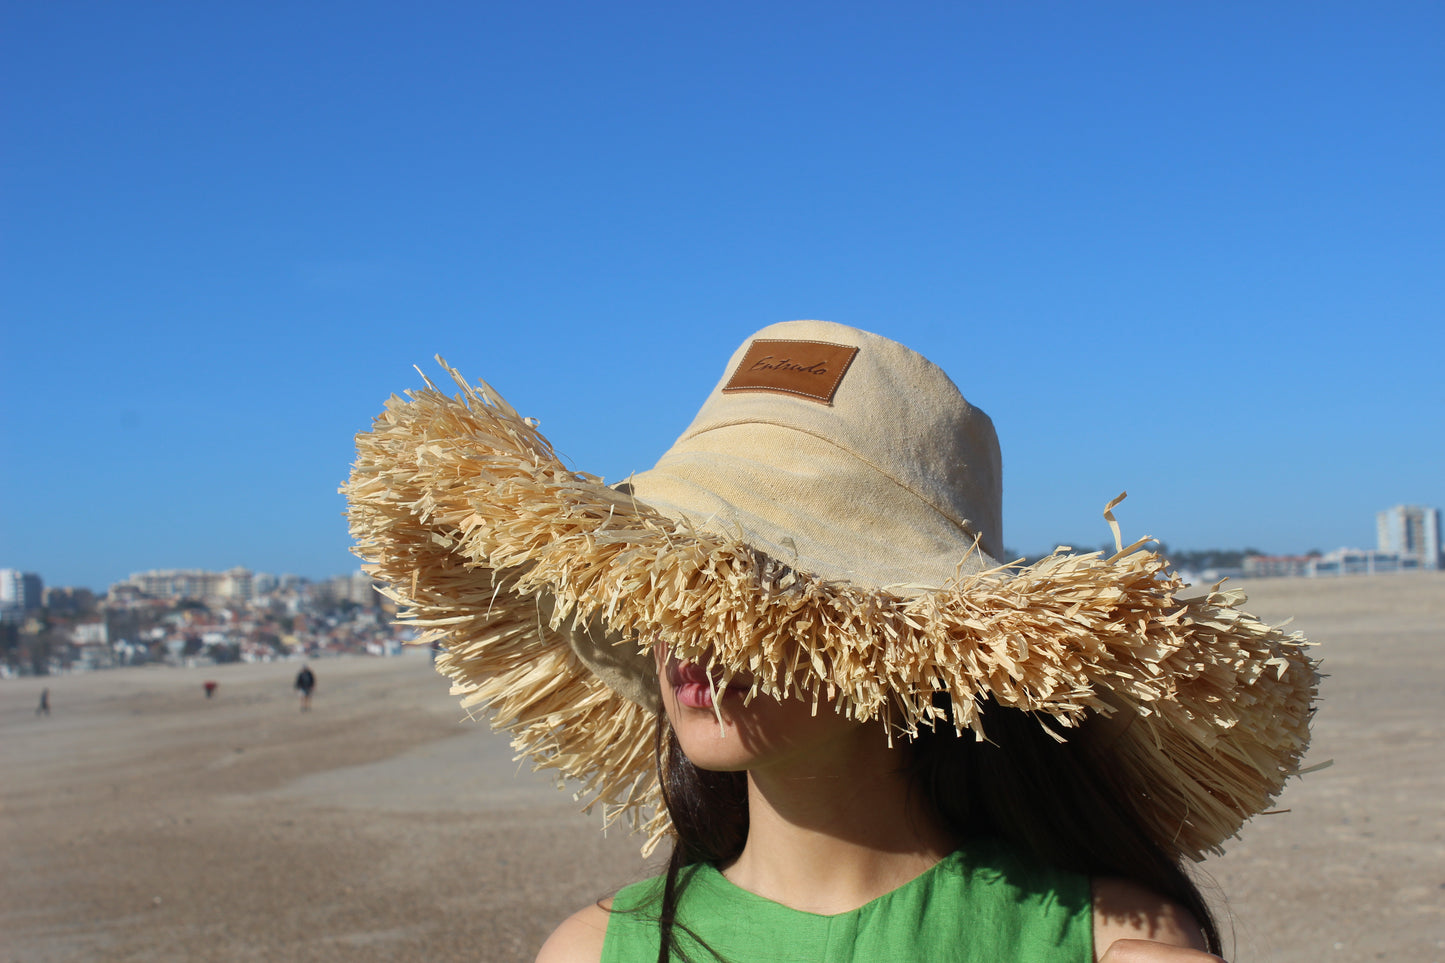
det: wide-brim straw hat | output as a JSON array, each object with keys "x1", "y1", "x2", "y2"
[{"x1": 343, "y1": 320, "x2": 1317, "y2": 859}]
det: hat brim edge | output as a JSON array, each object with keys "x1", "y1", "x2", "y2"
[{"x1": 342, "y1": 364, "x2": 1319, "y2": 860}]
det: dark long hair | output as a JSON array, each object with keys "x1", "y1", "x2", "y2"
[{"x1": 648, "y1": 698, "x2": 1223, "y2": 962}]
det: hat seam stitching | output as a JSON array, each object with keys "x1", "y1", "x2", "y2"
[{"x1": 673, "y1": 417, "x2": 993, "y2": 552}]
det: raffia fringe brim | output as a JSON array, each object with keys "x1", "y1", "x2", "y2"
[{"x1": 342, "y1": 363, "x2": 1319, "y2": 860}]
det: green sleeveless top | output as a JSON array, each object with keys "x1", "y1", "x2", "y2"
[{"x1": 601, "y1": 840, "x2": 1093, "y2": 962}]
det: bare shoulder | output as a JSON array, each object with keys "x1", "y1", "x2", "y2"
[
  {"x1": 534, "y1": 899, "x2": 612, "y2": 963},
  {"x1": 1091, "y1": 877, "x2": 1217, "y2": 962}
]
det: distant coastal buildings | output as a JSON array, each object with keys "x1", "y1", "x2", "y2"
[
  {"x1": 1, "y1": 567, "x2": 401, "y2": 677},
  {"x1": 1241, "y1": 554, "x2": 1317, "y2": 578},
  {"x1": 115, "y1": 567, "x2": 380, "y2": 608},
  {"x1": 1238, "y1": 504, "x2": 1442, "y2": 579},
  {"x1": 3, "y1": 505, "x2": 1441, "y2": 667},
  {"x1": 119, "y1": 567, "x2": 259, "y2": 604},
  {"x1": 0, "y1": 569, "x2": 44, "y2": 620},
  {"x1": 1376, "y1": 505, "x2": 1442, "y2": 572},
  {"x1": 1303, "y1": 546, "x2": 1432, "y2": 577}
]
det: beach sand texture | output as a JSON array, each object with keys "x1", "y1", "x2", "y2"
[{"x1": 2, "y1": 573, "x2": 1441, "y2": 962}]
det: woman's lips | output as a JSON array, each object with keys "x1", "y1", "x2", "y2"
[
  {"x1": 674, "y1": 680, "x2": 717, "y2": 710},
  {"x1": 667, "y1": 661, "x2": 748, "y2": 710}
]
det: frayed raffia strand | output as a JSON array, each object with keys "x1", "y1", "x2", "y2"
[{"x1": 342, "y1": 362, "x2": 1319, "y2": 860}]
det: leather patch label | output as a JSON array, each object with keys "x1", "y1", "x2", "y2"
[{"x1": 723, "y1": 339, "x2": 859, "y2": 404}]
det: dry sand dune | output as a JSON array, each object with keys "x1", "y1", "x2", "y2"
[{"x1": 2, "y1": 573, "x2": 1441, "y2": 962}]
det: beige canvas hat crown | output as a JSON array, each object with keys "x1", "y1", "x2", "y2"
[
  {"x1": 343, "y1": 320, "x2": 1318, "y2": 859},
  {"x1": 627, "y1": 321, "x2": 1002, "y2": 588}
]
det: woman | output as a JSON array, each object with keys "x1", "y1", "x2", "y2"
[{"x1": 344, "y1": 321, "x2": 1317, "y2": 962}]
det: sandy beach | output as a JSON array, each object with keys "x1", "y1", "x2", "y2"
[{"x1": 3, "y1": 573, "x2": 1441, "y2": 962}]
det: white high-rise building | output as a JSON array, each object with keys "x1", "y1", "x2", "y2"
[
  {"x1": 1376, "y1": 505, "x2": 1442, "y2": 571},
  {"x1": 0, "y1": 569, "x2": 43, "y2": 610}
]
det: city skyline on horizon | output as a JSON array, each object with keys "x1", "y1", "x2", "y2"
[{"x1": 7, "y1": 499, "x2": 1440, "y2": 596}]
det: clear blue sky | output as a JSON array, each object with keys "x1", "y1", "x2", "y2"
[{"x1": 3, "y1": 1, "x2": 1441, "y2": 592}]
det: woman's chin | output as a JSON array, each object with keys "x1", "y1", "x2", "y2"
[{"x1": 665, "y1": 693, "x2": 768, "y2": 771}]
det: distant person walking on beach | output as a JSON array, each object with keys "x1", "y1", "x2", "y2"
[
  {"x1": 204, "y1": 680, "x2": 218, "y2": 699},
  {"x1": 294, "y1": 665, "x2": 315, "y2": 712},
  {"x1": 35, "y1": 687, "x2": 49, "y2": 716}
]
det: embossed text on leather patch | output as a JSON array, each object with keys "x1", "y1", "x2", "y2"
[{"x1": 722, "y1": 339, "x2": 860, "y2": 404}]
